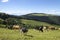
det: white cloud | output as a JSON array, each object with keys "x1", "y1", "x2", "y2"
[
  {"x1": 44, "y1": 10, "x2": 60, "y2": 15},
  {"x1": 0, "y1": 10, "x2": 60, "y2": 15},
  {"x1": 0, "y1": 10, "x2": 33, "y2": 15},
  {"x1": 1, "y1": 0, "x2": 9, "y2": 2}
]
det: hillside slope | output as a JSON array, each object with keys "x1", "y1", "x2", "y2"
[
  {"x1": 21, "y1": 13, "x2": 60, "y2": 25},
  {"x1": 0, "y1": 12, "x2": 60, "y2": 28}
]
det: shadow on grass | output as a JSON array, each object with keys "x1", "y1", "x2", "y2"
[{"x1": 24, "y1": 34, "x2": 33, "y2": 38}]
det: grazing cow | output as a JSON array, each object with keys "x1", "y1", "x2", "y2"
[
  {"x1": 45, "y1": 26, "x2": 58, "y2": 30},
  {"x1": 39, "y1": 26, "x2": 44, "y2": 32},
  {"x1": 45, "y1": 26, "x2": 49, "y2": 31},
  {"x1": 58, "y1": 28, "x2": 60, "y2": 30},
  {"x1": 35, "y1": 25, "x2": 44, "y2": 32},
  {"x1": 21, "y1": 27, "x2": 28, "y2": 33},
  {"x1": 48, "y1": 26, "x2": 57, "y2": 30},
  {"x1": 12, "y1": 25, "x2": 20, "y2": 29},
  {"x1": 8, "y1": 25, "x2": 20, "y2": 30}
]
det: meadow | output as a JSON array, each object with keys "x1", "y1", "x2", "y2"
[{"x1": 0, "y1": 28, "x2": 60, "y2": 40}]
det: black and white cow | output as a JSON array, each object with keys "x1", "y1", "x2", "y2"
[
  {"x1": 35, "y1": 25, "x2": 44, "y2": 32},
  {"x1": 21, "y1": 27, "x2": 28, "y2": 33}
]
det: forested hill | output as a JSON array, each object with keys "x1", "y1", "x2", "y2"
[
  {"x1": 0, "y1": 12, "x2": 21, "y2": 20},
  {"x1": 0, "y1": 12, "x2": 60, "y2": 26},
  {"x1": 0, "y1": 12, "x2": 22, "y2": 27},
  {"x1": 21, "y1": 13, "x2": 60, "y2": 25}
]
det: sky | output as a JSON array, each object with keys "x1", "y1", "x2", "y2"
[{"x1": 0, "y1": 0, "x2": 60, "y2": 15}]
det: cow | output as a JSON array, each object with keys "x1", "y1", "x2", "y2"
[
  {"x1": 21, "y1": 27, "x2": 28, "y2": 33},
  {"x1": 58, "y1": 28, "x2": 60, "y2": 30},
  {"x1": 45, "y1": 26, "x2": 58, "y2": 30},
  {"x1": 12, "y1": 25, "x2": 20, "y2": 29},
  {"x1": 39, "y1": 26, "x2": 44, "y2": 32},
  {"x1": 7, "y1": 25, "x2": 21, "y2": 30},
  {"x1": 48, "y1": 26, "x2": 57, "y2": 30},
  {"x1": 35, "y1": 25, "x2": 44, "y2": 32}
]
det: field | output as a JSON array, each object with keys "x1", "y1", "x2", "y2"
[
  {"x1": 0, "y1": 28, "x2": 60, "y2": 40},
  {"x1": 0, "y1": 19, "x2": 60, "y2": 40},
  {"x1": 21, "y1": 19, "x2": 60, "y2": 28}
]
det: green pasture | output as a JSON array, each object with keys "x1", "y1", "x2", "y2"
[{"x1": 0, "y1": 28, "x2": 60, "y2": 40}]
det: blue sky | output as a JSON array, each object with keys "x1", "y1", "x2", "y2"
[{"x1": 0, "y1": 0, "x2": 60, "y2": 15}]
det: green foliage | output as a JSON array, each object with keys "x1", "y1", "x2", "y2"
[
  {"x1": 0, "y1": 18, "x2": 4, "y2": 24},
  {"x1": 0, "y1": 24, "x2": 6, "y2": 28},
  {"x1": 6, "y1": 18, "x2": 18, "y2": 25},
  {"x1": 20, "y1": 19, "x2": 60, "y2": 28}
]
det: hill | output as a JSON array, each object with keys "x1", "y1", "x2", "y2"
[
  {"x1": 0, "y1": 12, "x2": 21, "y2": 28},
  {"x1": 0, "y1": 12, "x2": 60, "y2": 28},
  {"x1": 21, "y1": 13, "x2": 60, "y2": 25}
]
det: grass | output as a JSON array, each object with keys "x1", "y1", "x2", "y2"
[
  {"x1": 21, "y1": 19, "x2": 51, "y2": 26},
  {"x1": 30, "y1": 13, "x2": 54, "y2": 16},
  {"x1": 0, "y1": 19, "x2": 60, "y2": 40},
  {"x1": 21, "y1": 19, "x2": 60, "y2": 28},
  {"x1": 0, "y1": 28, "x2": 60, "y2": 40}
]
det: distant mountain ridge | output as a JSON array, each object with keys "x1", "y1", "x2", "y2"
[{"x1": 21, "y1": 13, "x2": 60, "y2": 25}]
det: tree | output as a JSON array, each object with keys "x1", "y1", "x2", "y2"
[
  {"x1": 6, "y1": 18, "x2": 19, "y2": 25},
  {"x1": 0, "y1": 18, "x2": 4, "y2": 24}
]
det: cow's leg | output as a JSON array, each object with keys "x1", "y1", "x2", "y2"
[{"x1": 41, "y1": 29, "x2": 43, "y2": 32}]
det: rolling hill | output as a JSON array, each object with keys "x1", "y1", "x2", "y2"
[
  {"x1": 0, "y1": 12, "x2": 60, "y2": 28},
  {"x1": 21, "y1": 13, "x2": 60, "y2": 25}
]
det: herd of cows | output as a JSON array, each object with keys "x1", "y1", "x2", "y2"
[{"x1": 8, "y1": 25, "x2": 60, "y2": 33}]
